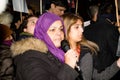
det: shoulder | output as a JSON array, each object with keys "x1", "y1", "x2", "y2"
[
  {"x1": 14, "y1": 50, "x2": 49, "y2": 67},
  {"x1": 0, "y1": 44, "x2": 12, "y2": 58},
  {"x1": 80, "y1": 46, "x2": 92, "y2": 58},
  {"x1": 11, "y1": 38, "x2": 48, "y2": 57}
]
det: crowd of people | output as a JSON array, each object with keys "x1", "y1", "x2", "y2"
[{"x1": 0, "y1": 0, "x2": 120, "y2": 80}]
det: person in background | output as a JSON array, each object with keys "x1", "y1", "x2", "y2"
[
  {"x1": 44, "y1": 0, "x2": 68, "y2": 16},
  {"x1": 11, "y1": 12, "x2": 79, "y2": 80},
  {"x1": 28, "y1": 5, "x2": 35, "y2": 15},
  {"x1": 10, "y1": 12, "x2": 22, "y2": 41},
  {"x1": 0, "y1": 11, "x2": 13, "y2": 27},
  {"x1": 62, "y1": 13, "x2": 99, "y2": 80},
  {"x1": 0, "y1": 24, "x2": 15, "y2": 80},
  {"x1": 62, "y1": 12, "x2": 120, "y2": 80},
  {"x1": 84, "y1": 5, "x2": 120, "y2": 80},
  {"x1": 100, "y1": 3, "x2": 116, "y2": 25},
  {"x1": 17, "y1": 15, "x2": 38, "y2": 40}
]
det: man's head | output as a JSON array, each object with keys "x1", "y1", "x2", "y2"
[
  {"x1": 46, "y1": 0, "x2": 67, "y2": 16},
  {"x1": 89, "y1": 5, "x2": 99, "y2": 21}
]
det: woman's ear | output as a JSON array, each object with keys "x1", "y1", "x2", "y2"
[{"x1": 23, "y1": 28, "x2": 27, "y2": 32}]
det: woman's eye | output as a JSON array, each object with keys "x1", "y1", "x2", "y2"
[
  {"x1": 75, "y1": 26, "x2": 79, "y2": 29},
  {"x1": 31, "y1": 21, "x2": 35, "y2": 24},
  {"x1": 60, "y1": 28, "x2": 63, "y2": 31},
  {"x1": 60, "y1": 27, "x2": 64, "y2": 31},
  {"x1": 49, "y1": 29, "x2": 55, "y2": 32}
]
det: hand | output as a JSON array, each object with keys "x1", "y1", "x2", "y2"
[{"x1": 64, "y1": 49, "x2": 79, "y2": 69}]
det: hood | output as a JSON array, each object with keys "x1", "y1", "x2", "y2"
[{"x1": 11, "y1": 37, "x2": 48, "y2": 57}]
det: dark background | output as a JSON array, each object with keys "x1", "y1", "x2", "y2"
[{"x1": 8, "y1": 0, "x2": 119, "y2": 21}]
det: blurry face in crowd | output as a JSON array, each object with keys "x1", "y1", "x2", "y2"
[
  {"x1": 28, "y1": 9, "x2": 34, "y2": 15},
  {"x1": 15, "y1": 20, "x2": 21, "y2": 29},
  {"x1": 5, "y1": 35, "x2": 13, "y2": 41},
  {"x1": 24, "y1": 17, "x2": 38, "y2": 34},
  {"x1": 47, "y1": 20, "x2": 64, "y2": 48},
  {"x1": 51, "y1": 4, "x2": 66, "y2": 16},
  {"x1": 68, "y1": 19, "x2": 83, "y2": 43}
]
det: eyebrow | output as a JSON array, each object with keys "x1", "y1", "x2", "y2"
[
  {"x1": 28, "y1": 19, "x2": 37, "y2": 21},
  {"x1": 50, "y1": 25, "x2": 63, "y2": 29}
]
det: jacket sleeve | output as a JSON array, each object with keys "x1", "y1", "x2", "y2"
[
  {"x1": 17, "y1": 52, "x2": 79, "y2": 80},
  {"x1": 106, "y1": 25, "x2": 119, "y2": 57},
  {"x1": 57, "y1": 64, "x2": 79, "y2": 80},
  {"x1": 93, "y1": 61, "x2": 120, "y2": 80},
  {"x1": 0, "y1": 49, "x2": 14, "y2": 80},
  {"x1": 80, "y1": 52, "x2": 93, "y2": 80}
]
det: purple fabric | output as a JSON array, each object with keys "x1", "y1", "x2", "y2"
[
  {"x1": 3, "y1": 40, "x2": 13, "y2": 46},
  {"x1": 34, "y1": 12, "x2": 65, "y2": 63}
]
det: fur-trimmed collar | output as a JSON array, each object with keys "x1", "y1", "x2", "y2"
[{"x1": 11, "y1": 38, "x2": 48, "y2": 57}]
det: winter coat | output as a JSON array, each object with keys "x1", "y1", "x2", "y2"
[
  {"x1": 0, "y1": 44, "x2": 14, "y2": 80},
  {"x1": 80, "y1": 46, "x2": 120, "y2": 80},
  {"x1": 84, "y1": 18, "x2": 120, "y2": 80},
  {"x1": 78, "y1": 46, "x2": 93, "y2": 80},
  {"x1": 17, "y1": 32, "x2": 34, "y2": 41},
  {"x1": 84, "y1": 18, "x2": 119, "y2": 72},
  {"x1": 11, "y1": 38, "x2": 79, "y2": 80}
]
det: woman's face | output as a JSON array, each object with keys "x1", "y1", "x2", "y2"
[
  {"x1": 47, "y1": 20, "x2": 64, "y2": 48},
  {"x1": 25, "y1": 17, "x2": 38, "y2": 34},
  {"x1": 68, "y1": 19, "x2": 83, "y2": 43}
]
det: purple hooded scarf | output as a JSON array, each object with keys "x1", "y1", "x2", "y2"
[{"x1": 34, "y1": 12, "x2": 65, "y2": 63}]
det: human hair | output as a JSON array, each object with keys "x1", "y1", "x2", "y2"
[
  {"x1": 18, "y1": 15, "x2": 38, "y2": 34},
  {"x1": 88, "y1": 5, "x2": 99, "y2": 19},
  {"x1": 0, "y1": 24, "x2": 12, "y2": 43},
  {"x1": 62, "y1": 13, "x2": 99, "y2": 54},
  {"x1": 45, "y1": 0, "x2": 67, "y2": 10},
  {"x1": 62, "y1": 13, "x2": 84, "y2": 39},
  {"x1": 0, "y1": 11, "x2": 13, "y2": 27}
]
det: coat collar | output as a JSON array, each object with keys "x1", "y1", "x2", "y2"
[{"x1": 11, "y1": 37, "x2": 48, "y2": 57}]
